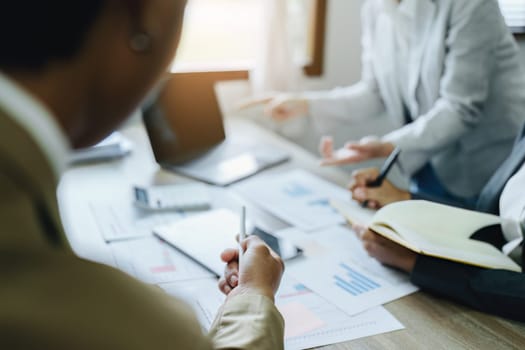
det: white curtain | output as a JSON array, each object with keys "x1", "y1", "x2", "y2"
[
  {"x1": 250, "y1": 0, "x2": 303, "y2": 95},
  {"x1": 249, "y1": 0, "x2": 309, "y2": 138}
]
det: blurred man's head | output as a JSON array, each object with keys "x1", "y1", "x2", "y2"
[{"x1": 0, "y1": 0, "x2": 187, "y2": 148}]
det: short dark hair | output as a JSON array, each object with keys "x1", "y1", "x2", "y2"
[{"x1": 0, "y1": 1, "x2": 105, "y2": 70}]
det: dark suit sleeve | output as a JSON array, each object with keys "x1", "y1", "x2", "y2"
[{"x1": 410, "y1": 255, "x2": 525, "y2": 322}]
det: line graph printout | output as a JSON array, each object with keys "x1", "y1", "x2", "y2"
[
  {"x1": 236, "y1": 170, "x2": 373, "y2": 231},
  {"x1": 110, "y1": 237, "x2": 213, "y2": 284},
  {"x1": 276, "y1": 274, "x2": 404, "y2": 350}
]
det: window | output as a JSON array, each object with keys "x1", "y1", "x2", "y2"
[
  {"x1": 172, "y1": 0, "x2": 326, "y2": 76},
  {"x1": 499, "y1": 0, "x2": 525, "y2": 33}
]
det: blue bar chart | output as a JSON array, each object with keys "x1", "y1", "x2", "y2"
[
  {"x1": 287, "y1": 243, "x2": 419, "y2": 315},
  {"x1": 334, "y1": 263, "x2": 381, "y2": 296},
  {"x1": 238, "y1": 170, "x2": 348, "y2": 231},
  {"x1": 283, "y1": 182, "x2": 312, "y2": 198}
]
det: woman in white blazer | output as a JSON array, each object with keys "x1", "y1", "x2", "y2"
[{"x1": 260, "y1": 0, "x2": 525, "y2": 206}]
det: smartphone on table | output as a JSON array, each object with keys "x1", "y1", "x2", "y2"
[{"x1": 250, "y1": 227, "x2": 303, "y2": 261}]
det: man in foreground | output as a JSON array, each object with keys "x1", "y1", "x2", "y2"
[{"x1": 0, "y1": 1, "x2": 285, "y2": 348}]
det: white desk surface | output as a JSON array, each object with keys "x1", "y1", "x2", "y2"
[{"x1": 58, "y1": 118, "x2": 525, "y2": 350}]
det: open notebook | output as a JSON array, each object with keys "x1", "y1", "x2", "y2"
[{"x1": 331, "y1": 199, "x2": 521, "y2": 272}]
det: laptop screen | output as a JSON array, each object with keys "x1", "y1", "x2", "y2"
[{"x1": 142, "y1": 75, "x2": 226, "y2": 165}]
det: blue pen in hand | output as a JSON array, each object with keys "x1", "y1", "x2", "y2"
[{"x1": 362, "y1": 148, "x2": 401, "y2": 208}]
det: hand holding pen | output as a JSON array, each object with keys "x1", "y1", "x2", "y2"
[
  {"x1": 218, "y1": 207, "x2": 284, "y2": 301},
  {"x1": 349, "y1": 148, "x2": 411, "y2": 209}
]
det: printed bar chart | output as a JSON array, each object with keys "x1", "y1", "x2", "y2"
[
  {"x1": 278, "y1": 283, "x2": 312, "y2": 300},
  {"x1": 283, "y1": 182, "x2": 312, "y2": 198},
  {"x1": 237, "y1": 170, "x2": 349, "y2": 231},
  {"x1": 334, "y1": 263, "x2": 381, "y2": 296},
  {"x1": 288, "y1": 255, "x2": 418, "y2": 315}
]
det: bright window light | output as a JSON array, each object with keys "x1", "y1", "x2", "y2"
[
  {"x1": 499, "y1": 0, "x2": 525, "y2": 32},
  {"x1": 172, "y1": 0, "x2": 314, "y2": 72}
]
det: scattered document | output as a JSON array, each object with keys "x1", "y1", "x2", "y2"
[
  {"x1": 110, "y1": 237, "x2": 213, "y2": 284},
  {"x1": 161, "y1": 278, "x2": 226, "y2": 330},
  {"x1": 162, "y1": 273, "x2": 404, "y2": 349},
  {"x1": 287, "y1": 255, "x2": 418, "y2": 316},
  {"x1": 236, "y1": 170, "x2": 372, "y2": 231},
  {"x1": 277, "y1": 225, "x2": 418, "y2": 316},
  {"x1": 276, "y1": 225, "x2": 411, "y2": 282},
  {"x1": 276, "y1": 274, "x2": 404, "y2": 349},
  {"x1": 89, "y1": 201, "x2": 185, "y2": 242},
  {"x1": 279, "y1": 302, "x2": 326, "y2": 339}
]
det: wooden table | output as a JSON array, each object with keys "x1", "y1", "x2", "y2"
[{"x1": 59, "y1": 118, "x2": 525, "y2": 349}]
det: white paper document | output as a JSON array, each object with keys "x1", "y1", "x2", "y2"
[
  {"x1": 236, "y1": 170, "x2": 372, "y2": 231},
  {"x1": 276, "y1": 274, "x2": 404, "y2": 350},
  {"x1": 161, "y1": 274, "x2": 404, "y2": 349},
  {"x1": 161, "y1": 278, "x2": 226, "y2": 331},
  {"x1": 280, "y1": 225, "x2": 418, "y2": 316},
  {"x1": 110, "y1": 237, "x2": 214, "y2": 284},
  {"x1": 90, "y1": 201, "x2": 185, "y2": 242},
  {"x1": 287, "y1": 255, "x2": 418, "y2": 316}
]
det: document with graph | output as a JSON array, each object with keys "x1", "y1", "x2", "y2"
[
  {"x1": 275, "y1": 274, "x2": 403, "y2": 350},
  {"x1": 287, "y1": 254, "x2": 418, "y2": 316},
  {"x1": 161, "y1": 278, "x2": 226, "y2": 331},
  {"x1": 89, "y1": 200, "x2": 185, "y2": 242},
  {"x1": 110, "y1": 237, "x2": 214, "y2": 284},
  {"x1": 162, "y1": 273, "x2": 404, "y2": 349},
  {"x1": 235, "y1": 169, "x2": 373, "y2": 231}
]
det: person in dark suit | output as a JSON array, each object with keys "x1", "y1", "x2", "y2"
[{"x1": 349, "y1": 126, "x2": 525, "y2": 322}]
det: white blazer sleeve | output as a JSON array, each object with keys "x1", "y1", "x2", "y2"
[
  {"x1": 383, "y1": 1, "x2": 503, "y2": 176},
  {"x1": 306, "y1": 2, "x2": 385, "y2": 127}
]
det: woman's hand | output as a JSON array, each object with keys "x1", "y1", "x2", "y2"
[
  {"x1": 237, "y1": 94, "x2": 309, "y2": 121},
  {"x1": 349, "y1": 168, "x2": 411, "y2": 209},
  {"x1": 319, "y1": 136, "x2": 395, "y2": 166},
  {"x1": 353, "y1": 223, "x2": 417, "y2": 273}
]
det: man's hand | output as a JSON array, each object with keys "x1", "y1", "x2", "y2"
[
  {"x1": 218, "y1": 236, "x2": 284, "y2": 302},
  {"x1": 319, "y1": 136, "x2": 395, "y2": 166},
  {"x1": 349, "y1": 168, "x2": 411, "y2": 209},
  {"x1": 237, "y1": 94, "x2": 309, "y2": 121},
  {"x1": 353, "y1": 223, "x2": 417, "y2": 273}
]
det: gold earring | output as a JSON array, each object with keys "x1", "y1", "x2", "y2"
[{"x1": 129, "y1": 32, "x2": 152, "y2": 53}]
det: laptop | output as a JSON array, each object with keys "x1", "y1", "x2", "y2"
[{"x1": 142, "y1": 76, "x2": 289, "y2": 186}]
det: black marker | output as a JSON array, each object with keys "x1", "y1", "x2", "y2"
[{"x1": 362, "y1": 147, "x2": 401, "y2": 208}]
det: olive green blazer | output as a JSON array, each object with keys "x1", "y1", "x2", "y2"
[{"x1": 0, "y1": 109, "x2": 284, "y2": 349}]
